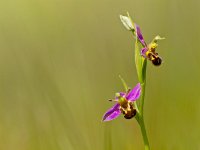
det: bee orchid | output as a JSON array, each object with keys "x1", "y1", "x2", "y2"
[
  {"x1": 102, "y1": 83, "x2": 141, "y2": 122},
  {"x1": 135, "y1": 24, "x2": 163, "y2": 66}
]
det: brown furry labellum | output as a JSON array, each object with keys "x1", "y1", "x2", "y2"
[{"x1": 119, "y1": 100, "x2": 137, "y2": 119}]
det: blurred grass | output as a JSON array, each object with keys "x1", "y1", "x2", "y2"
[{"x1": 0, "y1": 0, "x2": 200, "y2": 149}]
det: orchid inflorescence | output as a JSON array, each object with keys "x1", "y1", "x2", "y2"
[
  {"x1": 102, "y1": 13, "x2": 165, "y2": 150},
  {"x1": 102, "y1": 14, "x2": 164, "y2": 122}
]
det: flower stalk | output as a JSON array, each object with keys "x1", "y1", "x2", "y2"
[
  {"x1": 128, "y1": 16, "x2": 149, "y2": 149},
  {"x1": 120, "y1": 13, "x2": 157, "y2": 150},
  {"x1": 102, "y1": 12, "x2": 164, "y2": 150},
  {"x1": 137, "y1": 115, "x2": 150, "y2": 150},
  {"x1": 135, "y1": 47, "x2": 150, "y2": 150}
]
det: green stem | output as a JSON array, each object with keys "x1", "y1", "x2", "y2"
[
  {"x1": 138, "y1": 116, "x2": 150, "y2": 150},
  {"x1": 138, "y1": 60, "x2": 150, "y2": 149},
  {"x1": 135, "y1": 81, "x2": 150, "y2": 150},
  {"x1": 140, "y1": 80, "x2": 146, "y2": 117},
  {"x1": 136, "y1": 56, "x2": 149, "y2": 149},
  {"x1": 128, "y1": 18, "x2": 149, "y2": 149}
]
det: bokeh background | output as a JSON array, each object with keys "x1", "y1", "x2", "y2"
[{"x1": 0, "y1": 0, "x2": 200, "y2": 149}]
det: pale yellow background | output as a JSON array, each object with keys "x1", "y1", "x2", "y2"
[{"x1": 0, "y1": 0, "x2": 199, "y2": 149}]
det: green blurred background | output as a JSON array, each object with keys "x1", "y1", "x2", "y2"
[{"x1": 0, "y1": 0, "x2": 199, "y2": 149}]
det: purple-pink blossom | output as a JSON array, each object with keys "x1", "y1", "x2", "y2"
[
  {"x1": 135, "y1": 24, "x2": 162, "y2": 66},
  {"x1": 102, "y1": 83, "x2": 141, "y2": 122}
]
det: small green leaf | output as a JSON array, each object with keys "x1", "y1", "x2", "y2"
[
  {"x1": 119, "y1": 75, "x2": 129, "y2": 92},
  {"x1": 135, "y1": 39, "x2": 142, "y2": 82},
  {"x1": 135, "y1": 38, "x2": 147, "y2": 83}
]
